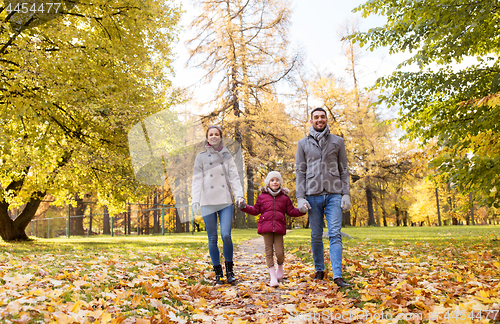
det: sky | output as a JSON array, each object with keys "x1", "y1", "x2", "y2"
[{"x1": 170, "y1": 0, "x2": 409, "y2": 108}]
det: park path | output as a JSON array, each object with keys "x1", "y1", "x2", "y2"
[{"x1": 190, "y1": 235, "x2": 358, "y2": 323}]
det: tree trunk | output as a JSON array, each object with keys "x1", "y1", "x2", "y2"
[
  {"x1": 374, "y1": 206, "x2": 380, "y2": 226},
  {"x1": 342, "y1": 211, "x2": 351, "y2": 227},
  {"x1": 0, "y1": 194, "x2": 44, "y2": 241},
  {"x1": 175, "y1": 208, "x2": 183, "y2": 233},
  {"x1": 71, "y1": 196, "x2": 86, "y2": 235},
  {"x1": 395, "y1": 205, "x2": 400, "y2": 226},
  {"x1": 153, "y1": 190, "x2": 159, "y2": 233},
  {"x1": 145, "y1": 197, "x2": 150, "y2": 234},
  {"x1": 137, "y1": 206, "x2": 142, "y2": 235},
  {"x1": 377, "y1": 193, "x2": 388, "y2": 226},
  {"x1": 403, "y1": 210, "x2": 408, "y2": 226},
  {"x1": 232, "y1": 139, "x2": 245, "y2": 229},
  {"x1": 366, "y1": 187, "x2": 376, "y2": 226},
  {"x1": 246, "y1": 163, "x2": 257, "y2": 228},
  {"x1": 469, "y1": 192, "x2": 475, "y2": 225},
  {"x1": 122, "y1": 211, "x2": 127, "y2": 235},
  {"x1": 88, "y1": 205, "x2": 93, "y2": 235},
  {"x1": 446, "y1": 183, "x2": 458, "y2": 225},
  {"x1": 103, "y1": 206, "x2": 110, "y2": 235},
  {"x1": 435, "y1": 187, "x2": 442, "y2": 226},
  {"x1": 0, "y1": 209, "x2": 30, "y2": 241},
  {"x1": 246, "y1": 169, "x2": 254, "y2": 208},
  {"x1": 381, "y1": 208, "x2": 388, "y2": 227},
  {"x1": 127, "y1": 204, "x2": 131, "y2": 235},
  {"x1": 0, "y1": 152, "x2": 71, "y2": 241}
]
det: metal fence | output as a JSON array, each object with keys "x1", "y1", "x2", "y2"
[{"x1": 27, "y1": 204, "x2": 198, "y2": 239}]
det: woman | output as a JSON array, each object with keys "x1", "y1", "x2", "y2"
[{"x1": 192, "y1": 125, "x2": 245, "y2": 285}]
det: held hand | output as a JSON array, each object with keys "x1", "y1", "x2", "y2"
[
  {"x1": 297, "y1": 198, "x2": 311, "y2": 212},
  {"x1": 192, "y1": 202, "x2": 201, "y2": 215},
  {"x1": 298, "y1": 204, "x2": 309, "y2": 214},
  {"x1": 237, "y1": 198, "x2": 247, "y2": 209},
  {"x1": 341, "y1": 195, "x2": 351, "y2": 211}
]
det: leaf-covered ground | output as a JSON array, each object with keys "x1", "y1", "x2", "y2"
[{"x1": 0, "y1": 226, "x2": 499, "y2": 323}]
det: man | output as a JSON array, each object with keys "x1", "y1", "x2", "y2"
[{"x1": 296, "y1": 107, "x2": 351, "y2": 288}]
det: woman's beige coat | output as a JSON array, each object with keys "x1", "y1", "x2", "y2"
[{"x1": 192, "y1": 145, "x2": 244, "y2": 206}]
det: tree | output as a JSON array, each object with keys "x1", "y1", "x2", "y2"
[
  {"x1": 246, "y1": 96, "x2": 304, "y2": 228},
  {"x1": 349, "y1": 184, "x2": 367, "y2": 226},
  {"x1": 350, "y1": 0, "x2": 500, "y2": 208},
  {"x1": 301, "y1": 20, "x2": 415, "y2": 227},
  {"x1": 310, "y1": 68, "x2": 414, "y2": 227},
  {"x1": 70, "y1": 194, "x2": 92, "y2": 235},
  {"x1": 186, "y1": 0, "x2": 298, "y2": 228},
  {"x1": 408, "y1": 179, "x2": 439, "y2": 226},
  {"x1": 0, "y1": 0, "x2": 181, "y2": 241}
]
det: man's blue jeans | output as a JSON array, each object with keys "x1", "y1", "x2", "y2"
[
  {"x1": 307, "y1": 194, "x2": 343, "y2": 279},
  {"x1": 201, "y1": 204, "x2": 233, "y2": 266}
]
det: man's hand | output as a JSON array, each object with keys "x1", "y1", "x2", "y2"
[
  {"x1": 298, "y1": 205, "x2": 309, "y2": 213},
  {"x1": 341, "y1": 195, "x2": 351, "y2": 211},
  {"x1": 297, "y1": 197, "x2": 311, "y2": 212}
]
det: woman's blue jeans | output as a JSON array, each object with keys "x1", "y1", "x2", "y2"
[
  {"x1": 201, "y1": 204, "x2": 234, "y2": 266},
  {"x1": 306, "y1": 194, "x2": 343, "y2": 279}
]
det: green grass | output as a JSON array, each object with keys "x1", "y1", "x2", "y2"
[
  {"x1": 286, "y1": 225, "x2": 500, "y2": 246},
  {"x1": 0, "y1": 228, "x2": 260, "y2": 256},
  {"x1": 341, "y1": 225, "x2": 500, "y2": 245},
  {"x1": 285, "y1": 225, "x2": 500, "y2": 265},
  {"x1": 2, "y1": 226, "x2": 498, "y2": 262}
]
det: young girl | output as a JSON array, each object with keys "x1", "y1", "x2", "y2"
[{"x1": 240, "y1": 171, "x2": 307, "y2": 287}]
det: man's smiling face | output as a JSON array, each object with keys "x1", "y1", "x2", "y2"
[{"x1": 310, "y1": 110, "x2": 328, "y2": 132}]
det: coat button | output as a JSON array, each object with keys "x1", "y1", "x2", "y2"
[
  {"x1": 210, "y1": 174, "x2": 213, "y2": 177},
  {"x1": 222, "y1": 185, "x2": 225, "y2": 187},
  {"x1": 221, "y1": 173, "x2": 224, "y2": 176},
  {"x1": 211, "y1": 186, "x2": 214, "y2": 189},
  {"x1": 210, "y1": 162, "x2": 212, "y2": 165}
]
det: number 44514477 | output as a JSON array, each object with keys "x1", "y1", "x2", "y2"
[{"x1": 5, "y1": 2, "x2": 62, "y2": 14}]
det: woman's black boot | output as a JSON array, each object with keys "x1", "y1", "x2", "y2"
[
  {"x1": 225, "y1": 261, "x2": 236, "y2": 284},
  {"x1": 213, "y1": 264, "x2": 224, "y2": 285}
]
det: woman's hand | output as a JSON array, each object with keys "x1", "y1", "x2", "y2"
[
  {"x1": 192, "y1": 202, "x2": 201, "y2": 215},
  {"x1": 237, "y1": 198, "x2": 246, "y2": 209}
]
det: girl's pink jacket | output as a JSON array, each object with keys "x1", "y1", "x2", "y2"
[{"x1": 241, "y1": 187, "x2": 305, "y2": 235}]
